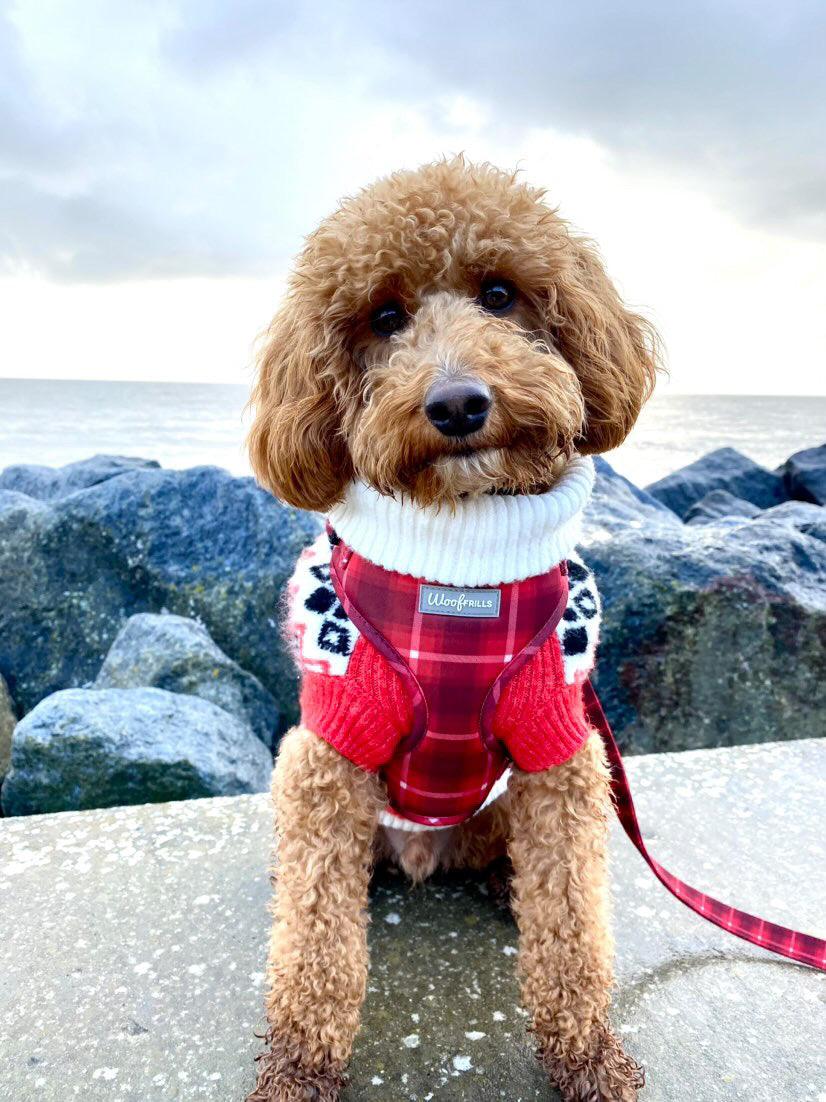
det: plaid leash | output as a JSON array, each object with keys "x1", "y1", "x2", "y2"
[{"x1": 583, "y1": 681, "x2": 826, "y2": 972}]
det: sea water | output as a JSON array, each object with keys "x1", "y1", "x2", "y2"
[{"x1": 1, "y1": 378, "x2": 823, "y2": 489}]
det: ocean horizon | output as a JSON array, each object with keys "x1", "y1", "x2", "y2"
[{"x1": 2, "y1": 377, "x2": 824, "y2": 490}]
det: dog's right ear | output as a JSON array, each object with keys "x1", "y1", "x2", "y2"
[{"x1": 248, "y1": 296, "x2": 352, "y2": 512}]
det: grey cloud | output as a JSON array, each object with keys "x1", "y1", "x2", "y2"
[
  {"x1": 0, "y1": 9, "x2": 77, "y2": 173},
  {"x1": 0, "y1": 0, "x2": 823, "y2": 282},
  {"x1": 0, "y1": 175, "x2": 256, "y2": 281},
  {"x1": 0, "y1": 2, "x2": 345, "y2": 279},
  {"x1": 374, "y1": 1, "x2": 826, "y2": 232},
  {"x1": 160, "y1": 0, "x2": 302, "y2": 73}
]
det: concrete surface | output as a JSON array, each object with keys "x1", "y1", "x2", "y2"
[{"x1": 0, "y1": 739, "x2": 824, "y2": 1102}]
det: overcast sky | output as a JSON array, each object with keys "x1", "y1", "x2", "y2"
[{"x1": 1, "y1": 0, "x2": 824, "y2": 394}]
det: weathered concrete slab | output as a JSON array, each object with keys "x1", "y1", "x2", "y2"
[{"x1": 1, "y1": 739, "x2": 824, "y2": 1102}]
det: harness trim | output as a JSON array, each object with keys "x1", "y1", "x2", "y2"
[{"x1": 330, "y1": 542, "x2": 429, "y2": 755}]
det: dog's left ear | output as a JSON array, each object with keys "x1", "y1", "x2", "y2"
[
  {"x1": 247, "y1": 294, "x2": 353, "y2": 512},
  {"x1": 548, "y1": 236, "x2": 660, "y2": 454}
]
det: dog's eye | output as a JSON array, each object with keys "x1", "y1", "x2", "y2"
[
  {"x1": 479, "y1": 278, "x2": 517, "y2": 314},
  {"x1": 370, "y1": 301, "x2": 408, "y2": 338}
]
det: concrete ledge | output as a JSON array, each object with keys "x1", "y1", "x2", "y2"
[{"x1": 1, "y1": 739, "x2": 824, "y2": 1101}]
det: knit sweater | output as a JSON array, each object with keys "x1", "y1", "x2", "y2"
[{"x1": 286, "y1": 457, "x2": 601, "y2": 829}]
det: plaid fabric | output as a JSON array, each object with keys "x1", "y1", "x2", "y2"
[
  {"x1": 330, "y1": 541, "x2": 568, "y2": 827},
  {"x1": 584, "y1": 682, "x2": 826, "y2": 972}
]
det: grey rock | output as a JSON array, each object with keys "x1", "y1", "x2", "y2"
[
  {"x1": 591, "y1": 456, "x2": 681, "y2": 530},
  {"x1": 95, "y1": 613, "x2": 279, "y2": 748},
  {"x1": 0, "y1": 673, "x2": 15, "y2": 781},
  {"x1": 0, "y1": 460, "x2": 319, "y2": 727},
  {"x1": 645, "y1": 446, "x2": 786, "y2": 518},
  {"x1": 0, "y1": 687, "x2": 273, "y2": 816},
  {"x1": 780, "y1": 442, "x2": 826, "y2": 505},
  {"x1": 684, "y1": 489, "x2": 762, "y2": 525},
  {"x1": 0, "y1": 454, "x2": 160, "y2": 501},
  {"x1": 759, "y1": 499, "x2": 826, "y2": 541},
  {"x1": 0, "y1": 738, "x2": 822, "y2": 1101},
  {"x1": 586, "y1": 460, "x2": 826, "y2": 754}
]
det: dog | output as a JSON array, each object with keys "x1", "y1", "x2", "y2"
[{"x1": 246, "y1": 156, "x2": 659, "y2": 1102}]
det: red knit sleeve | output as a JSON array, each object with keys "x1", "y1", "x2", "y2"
[
  {"x1": 492, "y1": 634, "x2": 591, "y2": 772},
  {"x1": 299, "y1": 636, "x2": 412, "y2": 771}
]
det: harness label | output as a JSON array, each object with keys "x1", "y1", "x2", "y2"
[{"x1": 418, "y1": 584, "x2": 501, "y2": 618}]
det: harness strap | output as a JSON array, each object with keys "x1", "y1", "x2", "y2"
[{"x1": 583, "y1": 681, "x2": 826, "y2": 972}]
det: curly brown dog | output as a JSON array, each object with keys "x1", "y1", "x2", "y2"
[{"x1": 246, "y1": 156, "x2": 659, "y2": 1101}]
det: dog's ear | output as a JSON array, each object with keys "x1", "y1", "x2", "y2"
[
  {"x1": 548, "y1": 236, "x2": 660, "y2": 454},
  {"x1": 248, "y1": 295, "x2": 353, "y2": 512}
]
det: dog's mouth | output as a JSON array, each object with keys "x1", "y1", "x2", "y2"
[
  {"x1": 425, "y1": 444, "x2": 501, "y2": 475},
  {"x1": 417, "y1": 438, "x2": 575, "y2": 501},
  {"x1": 378, "y1": 424, "x2": 576, "y2": 505},
  {"x1": 429, "y1": 446, "x2": 513, "y2": 494},
  {"x1": 398, "y1": 444, "x2": 500, "y2": 490},
  {"x1": 436, "y1": 444, "x2": 491, "y2": 462}
]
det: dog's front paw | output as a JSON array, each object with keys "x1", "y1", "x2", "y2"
[
  {"x1": 538, "y1": 1024, "x2": 644, "y2": 1102},
  {"x1": 247, "y1": 1030, "x2": 345, "y2": 1102}
]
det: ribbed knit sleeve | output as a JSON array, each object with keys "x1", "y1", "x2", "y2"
[
  {"x1": 492, "y1": 635, "x2": 591, "y2": 772},
  {"x1": 300, "y1": 636, "x2": 412, "y2": 771}
]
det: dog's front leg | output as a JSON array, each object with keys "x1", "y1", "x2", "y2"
[
  {"x1": 508, "y1": 733, "x2": 644, "y2": 1102},
  {"x1": 248, "y1": 727, "x2": 384, "y2": 1102}
]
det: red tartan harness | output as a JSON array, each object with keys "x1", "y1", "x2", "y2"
[
  {"x1": 326, "y1": 533, "x2": 826, "y2": 973},
  {"x1": 329, "y1": 537, "x2": 569, "y2": 828}
]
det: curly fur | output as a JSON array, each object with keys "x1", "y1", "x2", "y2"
[
  {"x1": 248, "y1": 729, "x2": 384, "y2": 1101},
  {"x1": 248, "y1": 156, "x2": 659, "y2": 511},
  {"x1": 248, "y1": 1028, "x2": 346, "y2": 1102},
  {"x1": 538, "y1": 1022, "x2": 646, "y2": 1102},
  {"x1": 509, "y1": 734, "x2": 645, "y2": 1100},
  {"x1": 249, "y1": 157, "x2": 654, "y2": 1101}
]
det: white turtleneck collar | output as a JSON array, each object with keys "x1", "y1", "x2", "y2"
[{"x1": 327, "y1": 456, "x2": 594, "y2": 587}]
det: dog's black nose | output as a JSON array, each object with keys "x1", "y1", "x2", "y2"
[{"x1": 424, "y1": 378, "x2": 491, "y2": 438}]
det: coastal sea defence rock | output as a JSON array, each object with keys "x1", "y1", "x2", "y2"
[
  {"x1": 0, "y1": 454, "x2": 160, "y2": 500},
  {"x1": 780, "y1": 443, "x2": 826, "y2": 505},
  {"x1": 761, "y1": 500, "x2": 826, "y2": 542},
  {"x1": 95, "y1": 613, "x2": 279, "y2": 748},
  {"x1": 587, "y1": 457, "x2": 826, "y2": 753},
  {"x1": 1, "y1": 687, "x2": 273, "y2": 816},
  {"x1": 0, "y1": 456, "x2": 319, "y2": 726},
  {"x1": 0, "y1": 674, "x2": 15, "y2": 782},
  {"x1": 684, "y1": 489, "x2": 761, "y2": 525},
  {"x1": 645, "y1": 446, "x2": 786, "y2": 518},
  {"x1": 589, "y1": 456, "x2": 681, "y2": 529},
  {"x1": 0, "y1": 446, "x2": 823, "y2": 815}
]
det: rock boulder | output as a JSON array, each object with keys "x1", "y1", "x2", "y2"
[
  {"x1": 758, "y1": 499, "x2": 826, "y2": 542},
  {"x1": 591, "y1": 456, "x2": 681, "y2": 529},
  {"x1": 1, "y1": 687, "x2": 273, "y2": 816},
  {"x1": 95, "y1": 613, "x2": 279, "y2": 748},
  {"x1": 0, "y1": 454, "x2": 160, "y2": 501},
  {"x1": 0, "y1": 674, "x2": 15, "y2": 782},
  {"x1": 585, "y1": 463, "x2": 826, "y2": 753},
  {"x1": 0, "y1": 459, "x2": 319, "y2": 727},
  {"x1": 684, "y1": 489, "x2": 761, "y2": 525},
  {"x1": 780, "y1": 443, "x2": 826, "y2": 505},
  {"x1": 645, "y1": 447, "x2": 786, "y2": 519}
]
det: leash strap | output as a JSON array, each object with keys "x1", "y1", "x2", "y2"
[{"x1": 583, "y1": 681, "x2": 826, "y2": 972}]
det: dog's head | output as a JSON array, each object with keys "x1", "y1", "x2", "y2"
[{"x1": 249, "y1": 157, "x2": 659, "y2": 511}]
